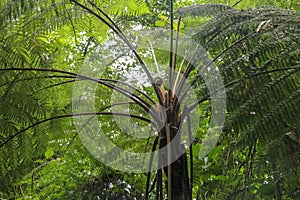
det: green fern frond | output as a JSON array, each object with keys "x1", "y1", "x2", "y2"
[{"x1": 183, "y1": 5, "x2": 300, "y2": 168}]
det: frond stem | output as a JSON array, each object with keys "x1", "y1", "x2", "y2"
[
  {"x1": 0, "y1": 111, "x2": 153, "y2": 148},
  {"x1": 71, "y1": 0, "x2": 164, "y2": 105}
]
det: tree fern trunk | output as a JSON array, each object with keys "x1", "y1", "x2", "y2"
[
  {"x1": 159, "y1": 125, "x2": 191, "y2": 200},
  {"x1": 168, "y1": 151, "x2": 190, "y2": 200}
]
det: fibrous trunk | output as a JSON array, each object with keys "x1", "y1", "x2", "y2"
[{"x1": 159, "y1": 124, "x2": 191, "y2": 200}]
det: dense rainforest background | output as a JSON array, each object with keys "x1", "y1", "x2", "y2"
[{"x1": 0, "y1": 0, "x2": 300, "y2": 199}]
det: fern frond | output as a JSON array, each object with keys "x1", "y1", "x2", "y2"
[{"x1": 183, "y1": 5, "x2": 300, "y2": 178}]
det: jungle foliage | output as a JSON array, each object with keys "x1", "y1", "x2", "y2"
[{"x1": 0, "y1": 0, "x2": 299, "y2": 199}]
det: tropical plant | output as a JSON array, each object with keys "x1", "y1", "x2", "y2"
[
  {"x1": 0, "y1": 0, "x2": 299, "y2": 199},
  {"x1": 179, "y1": 4, "x2": 300, "y2": 199}
]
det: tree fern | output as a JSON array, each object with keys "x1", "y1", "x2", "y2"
[
  {"x1": 181, "y1": 4, "x2": 299, "y2": 199},
  {"x1": 0, "y1": 1, "x2": 299, "y2": 199}
]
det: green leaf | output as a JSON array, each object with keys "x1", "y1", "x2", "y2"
[
  {"x1": 34, "y1": 159, "x2": 44, "y2": 163},
  {"x1": 45, "y1": 148, "x2": 54, "y2": 159},
  {"x1": 214, "y1": 175, "x2": 229, "y2": 181},
  {"x1": 155, "y1": 20, "x2": 166, "y2": 27}
]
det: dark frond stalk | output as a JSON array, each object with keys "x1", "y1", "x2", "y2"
[
  {"x1": 171, "y1": 14, "x2": 182, "y2": 104},
  {"x1": 177, "y1": 32, "x2": 255, "y2": 110},
  {"x1": 63, "y1": 113, "x2": 102, "y2": 157},
  {"x1": 168, "y1": 0, "x2": 174, "y2": 104},
  {"x1": 173, "y1": 56, "x2": 197, "y2": 111},
  {"x1": 0, "y1": 111, "x2": 153, "y2": 148},
  {"x1": 145, "y1": 136, "x2": 159, "y2": 200},
  {"x1": 105, "y1": 51, "x2": 130, "y2": 67},
  {"x1": 232, "y1": 0, "x2": 244, "y2": 8},
  {"x1": 148, "y1": 173, "x2": 157, "y2": 196},
  {"x1": 0, "y1": 75, "x2": 74, "y2": 88},
  {"x1": 63, "y1": 2, "x2": 78, "y2": 44},
  {"x1": 101, "y1": 78, "x2": 157, "y2": 104},
  {"x1": 1, "y1": 75, "x2": 77, "y2": 102},
  {"x1": 30, "y1": 79, "x2": 76, "y2": 96},
  {"x1": 172, "y1": 17, "x2": 186, "y2": 94},
  {"x1": 0, "y1": 68, "x2": 155, "y2": 119},
  {"x1": 65, "y1": 102, "x2": 145, "y2": 157},
  {"x1": 182, "y1": 151, "x2": 191, "y2": 200},
  {"x1": 186, "y1": 107, "x2": 194, "y2": 195},
  {"x1": 173, "y1": 15, "x2": 182, "y2": 72},
  {"x1": 70, "y1": 0, "x2": 164, "y2": 105},
  {"x1": 62, "y1": 132, "x2": 78, "y2": 157},
  {"x1": 188, "y1": 65, "x2": 300, "y2": 111}
]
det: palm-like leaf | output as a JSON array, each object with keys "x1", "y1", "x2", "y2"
[
  {"x1": 180, "y1": 4, "x2": 300, "y2": 199},
  {"x1": 181, "y1": 4, "x2": 300, "y2": 149}
]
